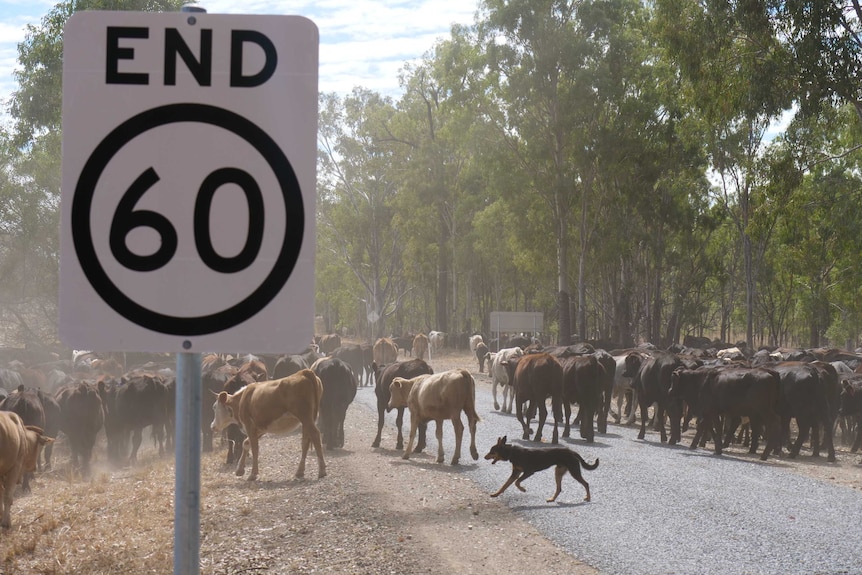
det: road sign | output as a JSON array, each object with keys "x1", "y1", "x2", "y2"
[{"x1": 60, "y1": 12, "x2": 318, "y2": 353}]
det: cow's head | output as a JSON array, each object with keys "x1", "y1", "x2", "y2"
[
  {"x1": 210, "y1": 391, "x2": 237, "y2": 432},
  {"x1": 387, "y1": 377, "x2": 412, "y2": 410}
]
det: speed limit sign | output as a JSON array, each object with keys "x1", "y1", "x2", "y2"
[{"x1": 59, "y1": 12, "x2": 318, "y2": 353}]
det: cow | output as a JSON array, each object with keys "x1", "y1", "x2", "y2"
[
  {"x1": 559, "y1": 355, "x2": 603, "y2": 442},
  {"x1": 311, "y1": 357, "x2": 357, "y2": 449},
  {"x1": 489, "y1": 347, "x2": 524, "y2": 412},
  {"x1": 201, "y1": 363, "x2": 238, "y2": 453},
  {"x1": 633, "y1": 350, "x2": 684, "y2": 444},
  {"x1": 391, "y1": 336, "x2": 414, "y2": 357},
  {"x1": 0, "y1": 411, "x2": 53, "y2": 528},
  {"x1": 273, "y1": 354, "x2": 309, "y2": 379},
  {"x1": 221, "y1": 360, "x2": 270, "y2": 465},
  {"x1": 388, "y1": 369, "x2": 480, "y2": 465},
  {"x1": 769, "y1": 362, "x2": 836, "y2": 462},
  {"x1": 428, "y1": 331, "x2": 446, "y2": 355},
  {"x1": 360, "y1": 343, "x2": 374, "y2": 386},
  {"x1": 0, "y1": 385, "x2": 60, "y2": 489},
  {"x1": 469, "y1": 335, "x2": 484, "y2": 353},
  {"x1": 504, "y1": 352, "x2": 564, "y2": 444},
  {"x1": 838, "y1": 379, "x2": 862, "y2": 452},
  {"x1": 668, "y1": 366, "x2": 782, "y2": 460},
  {"x1": 109, "y1": 371, "x2": 172, "y2": 464},
  {"x1": 55, "y1": 381, "x2": 105, "y2": 475},
  {"x1": 611, "y1": 352, "x2": 641, "y2": 425},
  {"x1": 211, "y1": 369, "x2": 326, "y2": 481},
  {"x1": 331, "y1": 344, "x2": 365, "y2": 386},
  {"x1": 373, "y1": 337, "x2": 398, "y2": 367},
  {"x1": 475, "y1": 341, "x2": 489, "y2": 373},
  {"x1": 316, "y1": 333, "x2": 342, "y2": 356},
  {"x1": 371, "y1": 359, "x2": 433, "y2": 450},
  {"x1": 412, "y1": 333, "x2": 430, "y2": 361}
]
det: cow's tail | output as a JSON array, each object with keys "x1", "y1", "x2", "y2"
[
  {"x1": 460, "y1": 369, "x2": 482, "y2": 423},
  {"x1": 572, "y1": 451, "x2": 599, "y2": 471}
]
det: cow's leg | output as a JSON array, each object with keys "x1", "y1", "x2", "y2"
[
  {"x1": 1, "y1": 478, "x2": 12, "y2": 529},
  {"x1": 416, "y1": 420, "x2": 428, "y2": 454},
  {"x1": 534, "y1": 402, "x2": 547, "y2": 443},
  {"x1": 236, "y1": 437, "x2": 250, "y2": 477},
  {"x1": 247, "y1": 434, "x2": 261, "y2": 481},
  {"x1": 637, "y1": 398, "x2": 649, "y2": 440},
  {"x1": 626, "y1": 388, "x2": 638, "y2": 425},
  {"x1": 852, "y1": 417, "x2": 862, "y2": 452},
  {"x1": 761, "y1": 413, "x2": 781, "y2": 461},
  {"x1": 468, "y1": 413, "x2": 479, "y2": 460},
  {"x1": 711, "y1": 415, "x2": 724, "y2": 455},
  {"x1": 310, "y1": 422, "x2": 326, "y2": 478},
  {"x1": 450, "y1": 417, "x2": 464, "y2": 465},
  {"x1": 492, "y1": 380, "x2": 500, "y2": 411},
  {"x1": 438, "y1": 419, "x2": 449, "y2": 464},
  {"x1": 395, "y1": 408, "x2": 406, "y2": 451},
  {"x1": 130, "y1": 427, "x2": 143, "y2": 464},
  {"x1": 517, "y1": 398, "x2": 530, "y2": 440},
  {"x1": 789, "y1": 417, "x2": 810, "y2": 459},
  {"x1": 562, "y1": 402, "x2": 572, "y2": 438},
  {"x1": 372, "y1": 404, "x2": 385, "y2": 448},
  {"x1": 402, "y1": 418, "x2": 419, "y2": 460}
]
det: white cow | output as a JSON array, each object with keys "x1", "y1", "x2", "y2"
[
  {"x1": 611, "y1": 352, "x2": 642, "y2": 425},
  {"x1": 429, "y1": 331, "x2": 446, "y2": 356},
  {"x1": 488, "y1": 347, "x2": 524, "y2": 412},
  {"x1": 469, "y1": 334, "x2": 484, "y2": 353}
]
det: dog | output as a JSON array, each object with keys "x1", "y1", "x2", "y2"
[{"x1": 484, "y1": 436, "x2": 598, "y2": 502}]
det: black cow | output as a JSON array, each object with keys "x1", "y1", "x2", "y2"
[
  {"x1": 201, "y1": 363, "x2": 238, "y2": 453},
  {"x1": 371, "y1": 359, "x2": 433, "y2": 450},
  {"x1": 56, "y1": 381, "x2": 105, "y2": 475},
  {"x1": 504, "y1": 353, "x2": 564, "y2": 444},
  {"x1": 111, "y1": 372, "x2": 172, "y2": 464},
  {"x1": 770, "y1": 362, "x2": 836, "y2": 462},
  {"x1": 669, "y1": 366, "x2": 782, "y2": 460},
  {"x1": 558, "y1": 355, "x2": 602, "y2": 442},
  {"x1": 312, "y1": 357, "x2": 357, "y2": 449},
  {"x1": 475, "y1": 341, "x2": 489, "y2": 373},
  {"x1": 330, "y1": 344, "x2": 364, "y2": 386},
  {"x1": 633, "y1": 351, "x2": 684, "y2": 444},
  {"x1": 838, "y1": 378, "x2": 862, "y2": 452}
]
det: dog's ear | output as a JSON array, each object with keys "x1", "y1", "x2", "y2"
[{"x1": 497, "y1": 436, "x2": 506, "y2": 446}]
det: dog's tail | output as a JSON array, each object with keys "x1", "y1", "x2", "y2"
[{"x1": 574, "y1": 452, "x2": 599, "y2": 471}]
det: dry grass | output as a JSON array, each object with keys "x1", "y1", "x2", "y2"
[{"x1": 0, "y1": 441, "x2": 177, "y2": 575}]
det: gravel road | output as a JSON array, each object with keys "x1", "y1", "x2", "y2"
[{"x1": 353, "y1": 360, "x2": 862, "y2": 575}]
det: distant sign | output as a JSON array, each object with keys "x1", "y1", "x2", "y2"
[
  {"x1": 490, "y1": 311, "x2": 544, "y2": 333},
  {"x1": 59, "y1": 12, "x2": 318, "y2": 353}
]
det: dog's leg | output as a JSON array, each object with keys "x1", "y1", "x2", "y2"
[
  {"x1": 491, "y1": 470, "x2": 521, "y2": 497},
  {"x1": 568, "y1": 464, "x2": 591, "y2": 502},
  {"x1": 548, "y1": 465, "x2": 566, "y2": 502},
  {"x1": 513, "y1": 470, "x2": 536, "y2": 492}
]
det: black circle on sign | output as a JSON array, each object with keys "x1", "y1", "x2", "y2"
[{"x1": 72, "y1": 103, "x2": 305, "y2": 336}]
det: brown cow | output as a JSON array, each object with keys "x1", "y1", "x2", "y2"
[
  {"x1": 55, "y1": 381, "x2": 105, "y2": 475},
  {"x1": 412, "y1": 333, "x2": 430, "y2": 361},
  {"x1": 504, "y1": 353, "x2": 564, "y2": 444},
  {"x1": 388, "y1": 369, "x2": 480, "y2": 465},
  {"x1": 373, "y1": 337, "x2": 398, "y2": 366},
  {"x1": 211, "y1": 369, "x2": 326, "y2": 481},
  {"x1": 0, "y1": 411, "x2": 53, "y2": 528}
]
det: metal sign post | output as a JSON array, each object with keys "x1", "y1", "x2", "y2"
[{"x1": 175, "y1": 349, "x2": 202, "y2": 574}]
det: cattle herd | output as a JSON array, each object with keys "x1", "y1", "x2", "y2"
[{"x1": 0, "y1": 332, "x2": 860, "y2": 530}]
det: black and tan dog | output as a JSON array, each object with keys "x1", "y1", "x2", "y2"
[{"x1": 484, "y1": 436, "x2": 599, "y2": 502}]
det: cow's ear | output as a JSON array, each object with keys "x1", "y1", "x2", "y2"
[{"x1": 217, "y1": 391, "x2": 228, "y2": 404}]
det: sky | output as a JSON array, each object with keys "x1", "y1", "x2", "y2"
[{"x1": 0, "y1": 0, "x2": 480, "y2": 125}]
